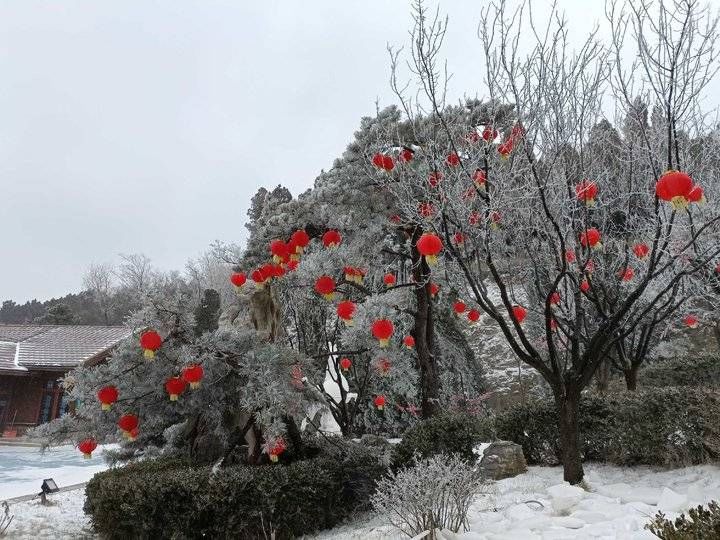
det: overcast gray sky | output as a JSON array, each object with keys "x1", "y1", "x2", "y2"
[{"x1": 0, "y1": 1, "x2": 710, "y2": 302}]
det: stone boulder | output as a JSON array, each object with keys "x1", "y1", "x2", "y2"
[{"x1": 479, "y1": 440, "x2": 528, "y2": 480}]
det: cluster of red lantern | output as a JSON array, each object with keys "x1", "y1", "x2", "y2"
[
  {"x1": 372, "y1": 153, "x2": 395, "y2": 172},
  {"x1": 656, "y1": 170, "x2": 705, "y2": 210},
  {"x1": 497, "y1": 124, "x2": 524, "y2": 159},
  {"x1": 417, "y1": 233, "x2": 443, "y2": 266},
  {"x1": 140, "y1": 330, "x2": 162, "y2": 360},
  {"x1": 343, "y1": 266, "x2": 365, "y2": 283}
]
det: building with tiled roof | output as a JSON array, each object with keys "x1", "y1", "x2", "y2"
[{"x1": 0, "y1": 324, "x2": 131, "y2": 436}]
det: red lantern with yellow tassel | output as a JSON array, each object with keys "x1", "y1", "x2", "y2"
[
  {"x1": 374, "y1": 395, "x2": 386, "y2": 410},
  {"x1": 417, "y1": 233, "x2": 443, "y2": 265},
  {"x1": 118, "y1": 414, "x2": 139, "y2": 441},
  {"x1": 97, "y1": 385, "x2": 118, "y2": 411},
  {"x1": 315, "y1": 275, "x2": 336, "y2": 300},
  {"x1": 337, "y1": 300, "x2": 356, "y2": 326},
  {"x1": 371, "y1": 319, "x2": 394, "y2": 348},
  {"x1": 78, "y1": 438, "x2": 98, "y2": 459},
  {"x1": 182, "y1": 364, "x2": 204, "y2": 389},
  {"x1": 165, "y1": 377, "x2": 187, "y2": 401},
  {"x1": 140, "y1": 330, "x2": 162, "y2": 360}
]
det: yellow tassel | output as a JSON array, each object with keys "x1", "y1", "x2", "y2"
[
  {"x1": 144, "y1": 349, "x2": 155, "y2": 360},
  {"x1": 272, "y1": 255, "x2": 282, "y2": 263},
  {"x1": 426, "y1": 255, "x2": 438, "y2": 266},
  {"x1": 586, "y1": 199, "x2": 596, "y2": 207},
  {"x1": 323, "y1": 292, "x2": 335, "y2": 301},
  {"x1": 343, "y1": 319, "x2": 354, "y2": 326},
  {"x1": 83, "y1": 453, "x2": 92, "y2": 459},
  {"x1": 592, "y1": 242, "x2": 603, "y2": 250},
  {"x1": 490, "y1": 223, "x2": 499, "y2": 230},
  {"x1": 377, "y1": 405, "x2": 384, "y2": 411},
  {"x1": 190, "y1": 382, "x2": 200, "y2": 390},
  {"x1": 671, "y1": 196, "x2": 689, "y2": 211},
  {"x1": 270, "y1": 454, "x2": 278, "y2": 463},
  {"x1": 101, "y1": 403, "x2": 111, "y2": 411},
  {"x1": 254, "y1": 281, "x2": 266, "y2": 289},
  {"x1": 233, "y1": 284, "x2": 242, "y2": 292},
  {"x1": 169, "y1": 394, "x2": 178, "y2": 401},
  {"x1": 379, "y1": 338, "x2": 390, "y2": 348}
]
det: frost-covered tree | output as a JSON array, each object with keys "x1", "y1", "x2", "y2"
[{"x1": 361, "y1": 0, "x2": 720, "y2": 484}]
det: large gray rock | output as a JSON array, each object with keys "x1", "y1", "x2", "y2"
[{"x1": 479, "y1": 440, "x2": 527, "y2": 480}]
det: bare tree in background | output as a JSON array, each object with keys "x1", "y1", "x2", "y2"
[
  {"x1": 116, "y1": 253, "x2": 155, "y2": 296},
  {"x1": 370, "y1": 0, "x2": 720, "y2": 483},
  {"x1": 82, "y1": 262, "x2": 115, "y2": 325}
]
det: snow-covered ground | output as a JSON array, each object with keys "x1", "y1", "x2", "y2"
[
  {"x1": 3, "y1": 460, "x2": 719, "y2": 539},
  {"x1": 313, "y1": 463, "x2": 720, "y2": 539},
  {"x1": 0, "y1": 444, "x2": 112, "y2": 500}
]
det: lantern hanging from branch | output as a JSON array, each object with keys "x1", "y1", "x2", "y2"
[
  {"x1": 580, "y1": 279, "x2": 590, "y2": 293},
  {"x1": 322, "y1": 230, "x2": 342, "y2": 248},
  {"x1": 687, "y1": 185, "x2": 706, "y2": 204},
  {"x1": 97, "y1": 386, "x2": 119, "y2": 411},
  {"x1": 428, "y1": 171, "x2": 443, "y2": 188},
  {"x1": 467, "y1": 309, "x2": 481, "y2": 323},
  {"x1": 165, "y1": 377, "x2": 187, "y2": 401},
  {"x1": 403, "y1": 335, "x2": 415, "y2": 349},
  {"x1": 472, "y1": 169, "x2": 486, "y2": 190},
  {"x1": 620, "y1": 268, "x2": 635, "y2": 282},
  {"x1": 550, "y1": 292, "x2": 561, "y2": 306},
  {"x1": 371, "y1": 319, "x2": 394, "y2": 348},
  {"x1": 339, "y1": 357, "x2": 352, "y2": 371},
  {"x1": 290, "y1": 230, "x2": 310, "y2": 254},
  {"x1": 511, "y1": 306, "x2": 527, "y2": 324},
  {"x1": 575, "y1": 180, "x2": 598, "y2": 206},
  {"x1": 314, "y1": 276, "x2": 336, "y2": 301},
  {"x1": 656, "y1": 170, "x2": 694, "y2": 210},
  {"x1": 446, "y1": 152, "x2": 460, "y2": 167},
  {"x1": 429, "y1": 283, "x2": 440, "y2": 298},
  {"x1": 182, "y1": 364, "x2": 204, "y2": 389},
  {"x1": 633, "y1": 243, "x2": 650, "y2": 259},
  {"x1": 268, "y1": 438, "x2": 287, "y2": 463},
  {"x1": 118, "y1": 414, "x2": 139, "y2": 440},
  {"x1": 230, "y1": 272, "x2": 247, "y2": 291},
  {"x1": 399, "y1": 148, "x2": 414, "y2": 162},
  {"x1": 374, "y1": 395, "x2": 386, "y2": 410},
  {"x1": 383, "y1": 273, "x2": 396, "y2": 286},
  {"x1": 453, "y1": 301, "x2": 466, "y2": 315},
  {"x1": 140, "y1": 330, "x2": 162, "y2": 360},
  {"x1": 417, "y1": 233, "x2": 443, "y2": 265},
  {"x1": 337, "y1": 300, "x2": 356, "y2": 325},
  {"x1": 579, "y1": 228, "x2": 602, "y2": 250},
  {"x1": 77, "y1": 438, "x2": 98, "y2": 459},
  {"x1": 269, "y1": 240, "x2": 290, "y2": 263},
  {"x1": 684, "y1": 315, "x2": 699, "y2": 329}
]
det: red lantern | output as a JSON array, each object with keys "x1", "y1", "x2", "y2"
[
  {"x1": 376, "y1": 357, "x2": 392, "y2": 375},
  {"x1": 498, "y1": 139, "x2": 514, "y2": 158},
  {"x1": 118, "y1": 414, "x2": 139, "y2": 440},
  {"x1": 469, "y1": 211, "x2": 481, "y2": 225},
  {"x1": 383, "y1": 273, "x2": 396, "y2": 286},
  {"x1": 268, "y1": 438, "x2": 287, "y2": 463},
  {"x1": 482, "y1": 126, "x2": 498, "y2": 142},
  {"x1": 270, "y1": 264, "x2": 285, "y2": 278},
  {"x1": 550, "y1": 318, "x2": 558, "y2": 331},
  {"x1": 182, "y1": 364, "x2": 204, "y2": 389},
  {"x1": 314, "y1": 275, "x2": 336, "y2": 300},
  {"x1": 428, "y1": 171, "x2": 443, "y2": 187},
  {"x1": 165, "y1": 377, "x2": 187, "y2": 401},
  {"x1": 372, "y1": 153, "x2": 385, "y2": 168},
  {"x1": 140, "y1": 330, "x2": 162, "y2": 360},
  {"x1": 371, "y1": 319, "x2": 394, "y2": 347},
  {"x1": 584, "y1": 259, "x2": 596, "y2": 273},
  {"x1": 684, "y1": 315, "x2": 699, "y2": 329},
  {"x1": 97, "y1": 386, "x2": 119, "y2": 411},
  {"x1": 575, "y1": 180, "x2": 598, "y2": 206},
  {"x1": 269, "y1": 240, "x2": 289, "y2": 263},
  {"x1": 374, "y1": 395, "x2": 386, "y2": 410},
  {"x1": 453, "y1": 301, "x2": 466, "y2": 314},
  {"x1": 430, "y1": 283, "x2": 440, "y2": 297},
  {"x1": 454, "y1": 232, "x2": 465, "y2": 245},
  {"x1": 633, "y1": 243, "x2": 650, "y2": 259},
  {"x1": 688, "y1": 185, "x2": 705, "y2": 204},
  {"x1": 418, "y1": 202, "x2": 435, "y2": 218},
  {"x1": 286, "y1": 260, "x2": 299, "y2": 272},
  {"x1": 550, "y1": 292, "x2": 561, "y2": 305},
  {"x1": 290, "y1": 230, "x2": 310, "y2": 254},
  {"x1": 467, "y1": 309, "x2": 481, "y2": 323},
  {"x1": 580, "y1": 279, "x2": 590, "y2": 293},
  {"x1": 339, "y1": 357, "x2": 352, "y2": 371},
  {"x1": 565, "y1": 250, "x2": 576, "y2": 263},
  {"x1": 656, "y1": 170, "x2": 694, "y2": 209},
  {"x1": 337, "y1": 300, "x2": 356, "y2": 325},
  {"x1": 472, "y1": 169, "x2": 486, "y2": 189},
  {"x1": 78, "y1": 438, "x2": 98, "y2": 459},
  {"x1": 382, "y1": 155, "x2": 395, "y2": 171},
  {"x1": 230, "y1": 272, "x2": 247, "y2": 290},
  {"x1": 403, "y1": 335, "x2": 415, "y2": 349},
  {"x1": 490, "y1": 211, "x2": 502, "y2": 229},
  {"x1": 252, "y1": 268, "x2": 268, "y2": 288},
  {"x1": 399, "y1": 148, "x2": 414, "y2": 162},
  {"x1": 579, "y1": 228, "x2": 602, "y2": 250},
  {"x1": 417, "y1": 233, "x2": 443, "y2": 265},
  {"x1": 511, "y1": 306, "x2": 527, "y2": 324},
  {"x1": 322, "y1": 230, "x2": 342, "y2": 248},
  {"x1": 446, "y1": 153, "x2": 460, "y2": 167},
  {"x1": 620, "y1": 268, "x2": 635, "y2": 282}
]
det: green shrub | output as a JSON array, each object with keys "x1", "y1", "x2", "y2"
[
  {"x1": 85, "y1": 441, "x2": 386, "y2": 539},
  {"x1": 495, "y1": 388, "x2": 720, "y2": 466},
  {"x1": 641, "y1": 355, "x2": 720, "y2": 388},
  {"x1": 646, "y1": 501, "x2": 720, "y2": 539},
  {"x1": 391, "y1": 412, "x2": 495, "y2": 470}
]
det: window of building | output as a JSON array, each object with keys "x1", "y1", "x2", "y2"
[{"x1": 37, "y1": 378, "x2": 64, "y2": 424}]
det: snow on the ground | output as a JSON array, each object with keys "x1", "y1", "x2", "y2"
[
  {"x1": 4, "y1": 487, "x2": 94, "y2": 539},
  {"x1": 312, "y1": 462, "x2": 720, "y2": 539},
  {"x1": 0, "y1": 444, "x2": 113, "y2": 500}
]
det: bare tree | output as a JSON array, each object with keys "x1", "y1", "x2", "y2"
[
  {"x1": 83, "y1": 262, "x2": 116, "y2": 325},
  {"x1": 116, "y1": 253, "x2": 155, "y2": 296},
  {"x1": 368, "y1": 0, "x2": 720, "y2": 483}
]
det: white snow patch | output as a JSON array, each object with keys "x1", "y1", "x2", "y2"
[{"x1": 4, "y1": 487, "x2": 93, "y2": 539}]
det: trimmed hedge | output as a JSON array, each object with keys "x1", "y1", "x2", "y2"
[
  {"x1": 495, "y1": 388, "x2": 720, "y2": 466},
  {"x1": 85, "y1": 442, "x2": 386, "y2": 539},
  {"x1": 646, "y1": 501, "x2": 720, "y2": 539},
  {"x1": 640, "y1": 355, "x2": 720, "y2": 388},
  {"x1": 391, "y1": 412, "x2": 495, "y2": 470}
]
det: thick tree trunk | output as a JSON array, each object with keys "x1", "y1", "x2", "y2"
[
  {"x1": 555, "y1": 387, "x2": 584, "y2": 484},
  {"x1": 624, "y1": 367, "x2": 638, "y2": 391},
  {"x1": 595, "y1": 358, "x2": 611, "y2": 395}
]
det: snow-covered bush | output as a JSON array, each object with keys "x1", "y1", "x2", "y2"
[
  {"x1": 640, "y1": 355, "x2": 720, "y2": 389},
  {"x1": 391, "y1": 411, "x2": 495, "y2": 470},
  {"x1": 85, "y1": 441, "x2": 386, "y2": 539},
  {"x1": 496, "y1": 388, "x2": 720, "y2": 466},
  {"x1": 373, "y1": 454, "x2": 486, "y2": 538},
  {"x1": 646, "y1": 501, "x2": 720, "y2": 539}
]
